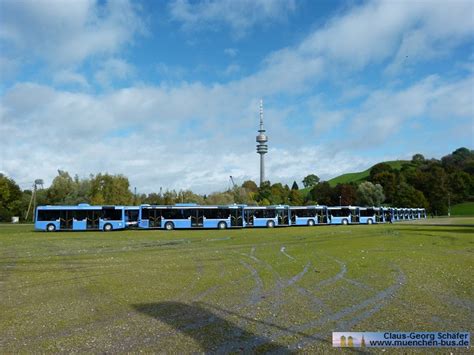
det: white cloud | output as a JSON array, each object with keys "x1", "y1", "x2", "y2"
[
  {"x1": 223, "y1": 64, "x2": 240, "y2": 76},
  {"x1": 169, "y1": 0, "x2": 296, "y2": 37},
  {"x1": 0, "y1": 0, "x2": 145, "y2": 67},
  {"x1": 0, "y1": 56, "x2": 19, "y2": 81},
  {"x1": 1, "y1": 0, "x2": 474, "y2": 193},
  {"x1": 155, "y1": 62, "x2": 187, "y2": 80},
  {"x1": 94, "y1": 58, "x2": 135, "y2": 87},
  {"x1": 348, "y1": 75, "x2": 474, "y2": 146},
  {"x1": 298, "y1": 0, "x2": 474, "y2": 72},
  {"x1": 224, "y1": 48, "x2": 238, "y2": 57},
  {"x1": 53, "y1": 70, "x2": 89, "y2": 88}
]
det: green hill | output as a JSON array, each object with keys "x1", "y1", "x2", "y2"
[
  {"x1": 327, "y1": 160, "x2": 408, "y2": 187},
  {"x1": 450, "y1": 202, "x2": 474, "y2": 216},
  {"x1": 301, "y1": 160, "x2": 409, "y2": 197}
]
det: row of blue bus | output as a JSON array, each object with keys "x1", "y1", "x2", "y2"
[{"x1": 35, "y1": 204, "x2": 426, "y2": 232}]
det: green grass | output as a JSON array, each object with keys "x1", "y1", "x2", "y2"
[
  {"x1": 300, "y1": 160, "x2": 409, "y2": 197},
  {"x1": 451, "y1": 202, "x2": 474, "y2": 216},
  {"x1": 1, "y1": 221, "x2": 473, "y2": 352}
]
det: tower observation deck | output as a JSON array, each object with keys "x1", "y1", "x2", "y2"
[{"x1": 256, "y1": 99, "x2": 268, "y2": 186}]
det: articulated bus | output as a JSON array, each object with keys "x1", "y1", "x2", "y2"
[
  {"x1": 358, "y1": 207, "x2": 378, "y2": 224},
  {"x1": 35, "y1": 204, "x2": 127, "y2": 232},
  {"x1": 373, "y1": 207, "x2": 385, "y2": 223},
  {"x1": 125, "y1": 206, "x2": 139, "y2": 227},
  {"x1": 139, "y1": 204, "x2": 244, "y2": 230},
  {"x1": 35, "y1": 203, "x2": 426, "y2": 232},
  {"x1": 397, "y1": 208, "x2": 404, "y2": 220},
  {"x1": 382, "y1": 207, "x2": 395, "y2": 223},
  {"x1": 290, "y1": 206, "x2": 328, "y2": 226},
  {"x1": 243, "y1": 205, "x2": 289, "y2": 228},
  {"x1": 417, "y1": 208, "x2": 426, "y2": 219},
  {"x1": 327, "y1": 206, "x2": 360, "y2": 225}
]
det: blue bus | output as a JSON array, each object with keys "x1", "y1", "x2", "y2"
[
  {"x1": 417, "y1": 208, "x2": 426, "y2": 219},
  {"x1": 393, "y1": 208, "x2": 402, "y2": 221},
  {"x1": 139, "y1": 204, "x2": 244, "y2": 230},
  {"x1": 290, "y1": 206, "x2": 328, "y2": 226},
  {"x1": 35, "y1": 204, "x2": 127, "y2": 232},
  {"x1": 125, "y1": 206, "x2": 139, "y2": 227},
  {"x1": 243, "y1": 205, "x2": 289, "y2": 228},
  {"x1": 373, "y1": 207, "x2": 386, "y2": 223},
  {"x1": 358, "y1": 207, "x2": 378, "y2": 224},
  {"x1": 327, "y1": 206, "x2": 359, "y2": 225},
  {"x1": 381, "y1": 207, "x2": 395, "y2": 223}
]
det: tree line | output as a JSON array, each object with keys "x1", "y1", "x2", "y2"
[{"x1": 0, "y1": 147, "x2": 472, "y2": 221}]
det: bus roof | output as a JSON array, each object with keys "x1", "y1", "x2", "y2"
[{"x1": 37, "y1": 205, "x2": 125, "y2": 210}]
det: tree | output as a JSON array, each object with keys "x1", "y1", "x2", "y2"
[
  {"x1": 178, "y1": 190, "x2": 205, "y2": 204},
  {"x1": 256, "y1": 181, "x2": 271, "y2": 203},
  {"x1": 333, "y1": 183, "x2": 357, "y2": 206},
  {"x1": 291, "y1": 181, "x2": 299, "y2": 190},
  {"x1": 411, "y1": 154, "x2": 425, "y2": 164},
  {"x1": 89, "y1": 173, "x2": 133, "y2": 205},
  {"x1": 369, "y1": 163, "x2": 393, "y2": 181},
  {"x1": 302, "y1": 174, "x2": 320, "y2": 188},
  {"x1": 143, "y1": 193, "x2": 163, "y2": 204},
  {"x1": 441, "y1": 147, "x2": 474, "y2": 173},
  {"x1": 289, "y1": 189, "x2": 303, "y2": 205},
  {"x1": 47, "y1": 170, "x2": 74, "y2": 204},
  {"x1": 309, "y1": 181, "x2": 332, "y2": 205},
  {"x1": 423, "y1": 165, "x2": 449, "y2": 215},
  {"x1": 392, "y1": 183, "x2": 428, "y2": 209},
  {"x1": 371, "y1": 171, "x2": 397, "y2": 203},
  {"x1": 205, "y1": 191, "x2": 234, "y2": 205},
  {"x1": 448, "y1": 171, "x2": 472, "y2": 204},
  {"x1": 356, "y1": 181, "x2": 385, "y2": 206},
  {"x1": 269, "y1": 183, "x2": 287, "y2": 204},
  {"x1": 0, "y1": 174, "x2": 22, "y2": 221},
  {"x1": 241, "y1": 180, "x2": 258, "y2": 193},
  {"x1": 163, "y1": 190, "x2": 177, "y2": 205}
]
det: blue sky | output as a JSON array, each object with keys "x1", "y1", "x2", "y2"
[{"x1": 0, "y1": 0, "x2": 473, "y2": 193}]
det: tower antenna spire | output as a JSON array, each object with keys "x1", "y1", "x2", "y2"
[{"x1": 256, "y1": 98, "x2": 268, "y2": 186}]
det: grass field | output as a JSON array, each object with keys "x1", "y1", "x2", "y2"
[
  {"x1": 1, "y1": 221, "x2": 473, "y2": 352},
  {"x1": 451, "y1": 202, "x2": 474, "y2": 216}
]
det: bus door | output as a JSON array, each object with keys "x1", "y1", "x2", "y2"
[
  {"x1": 86, "y1": 210, "x2": 100, "y2": 229},
  {"x1": 230, "y1": 208, "x2": 243, "y2": 227},
  {"x1": 290, "y1": 210, "x2": 297, "y2": 224},
  {"x1": 149, "y1": 209, "x2": 162, "y2": 228},
  {"x1": 351, "y1": 209, "x2": 360, "y2": 223},
  {"x1": 244, "y1": 209, "x2": 254, "y2": 226},
  {"x1": 59, "y1": 210, "x2": 73, "y2": 230},
  {"x1": 318, "y1": 209, "x2": 328, "y2": 223},
  {"x1": 277, "y1": 208, "x2": 289, "y2": 225},
  {"x1": 190, "y1": 209, "x2": 204, "y2": 227}
]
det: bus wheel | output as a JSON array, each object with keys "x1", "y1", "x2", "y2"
[
  {"x1": 367, "y1": 219, "x2": 373, "y2": 225},
  {"x1": 165, "y1": 222, "x2": 174, "y2": 231},
  {"x1": 46, "y1": 223, "x2": 56, "y2": 232},
  {"x1": 307, "y1": 219, "x2": 315, "y2": 226},
  {"x1": 103, "y1": 223, "x2": 112, "y2": 232},
  {"x1": 342, "y1": 219, "x2": 348, "y2": 225},
  {"x1": 218, "y1": 221, "x2": 227, "y2": 230},
  {"x1": 267, "y1": 220, "x2": 275, "y2": 228}
]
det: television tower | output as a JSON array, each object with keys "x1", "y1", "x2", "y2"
[{"x1": 256, "y1": 99, "x2": 268, "y2": 186}]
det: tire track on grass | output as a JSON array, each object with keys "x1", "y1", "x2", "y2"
[{"x1": 288, "y1": 266, "x2": 406, "y2": 349}]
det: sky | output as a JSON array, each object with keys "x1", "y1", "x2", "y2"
[{"x1": 0, "y1": 0, "x2": 473, "y2": 194}]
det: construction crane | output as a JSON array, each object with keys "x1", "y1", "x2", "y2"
[{"x1": 229, "y1": 176, "x2": 236, "y2": 189}]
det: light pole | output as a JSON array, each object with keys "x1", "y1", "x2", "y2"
[
  {"x1": 448, "y1": 193, "x2": 451, "y2": 217},
  {"x1": 339, "y1": 195, "x2": 342, "y2": 206}
]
